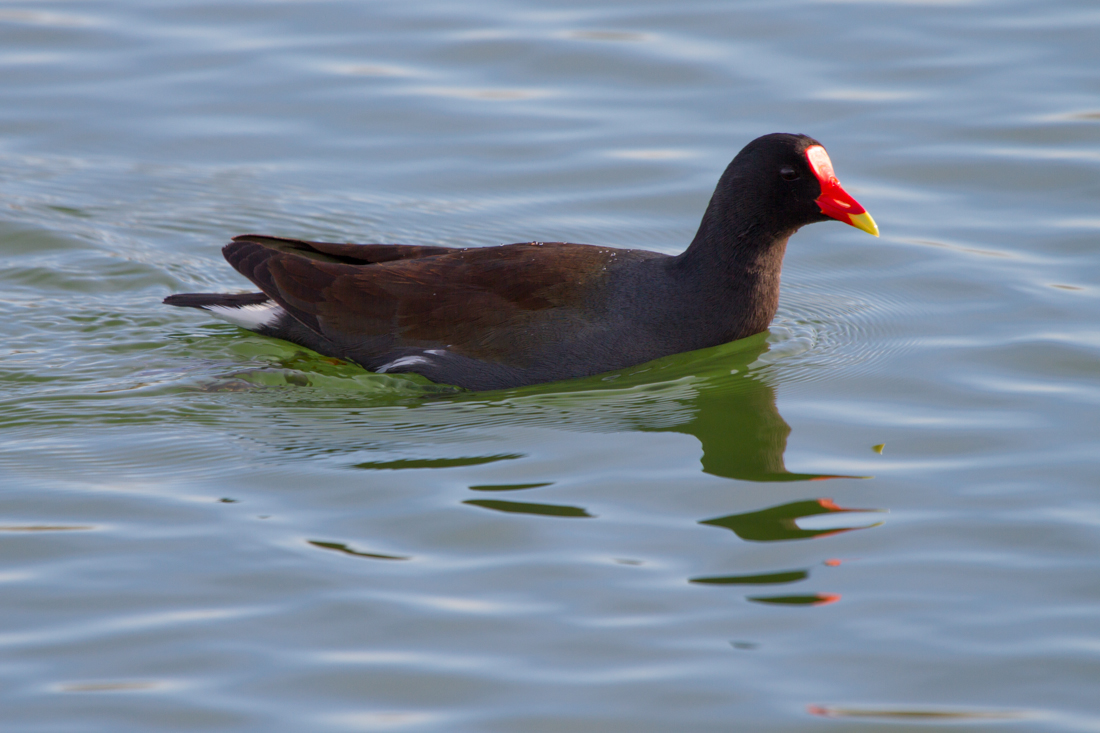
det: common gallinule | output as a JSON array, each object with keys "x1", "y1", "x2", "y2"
[{"x1": 165, "y1": 133, "x2": 878, "y2": 391}]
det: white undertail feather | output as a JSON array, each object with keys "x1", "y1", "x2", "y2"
[{"x1": 205, "y1": 302, "x2": 285, "y2": 331}]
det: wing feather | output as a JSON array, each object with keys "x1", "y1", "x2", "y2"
[{"x1": 222, "y1": 239, "x2": 617, "y2": 367}]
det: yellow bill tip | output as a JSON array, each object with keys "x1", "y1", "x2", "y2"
[{"x1": 848, "y1": 211, "x2": 879, "y2": 237}]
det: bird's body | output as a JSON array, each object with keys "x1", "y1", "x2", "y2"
[{"x1": 165, "y1": 133, "x2": 878, "y2": 391}]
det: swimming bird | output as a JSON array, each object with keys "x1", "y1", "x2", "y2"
[{"x1": 164, "y1": 133, "x2": 878, "y2": 391}]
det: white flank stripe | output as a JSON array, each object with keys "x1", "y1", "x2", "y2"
[
  {"x1": 205, "y1": 302, "x2": 285, "y2": 331},
  {"x1": 376, "y1": 355, "x2": 431, "y2": 373}
]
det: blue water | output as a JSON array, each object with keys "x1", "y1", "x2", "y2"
[{"x1": 3, "y1": 1, "x2": 1100, "y2": 730}]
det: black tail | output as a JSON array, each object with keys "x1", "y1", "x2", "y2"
[{"x1": 163, "y1": 292, "x2": 270, "y2": 309}]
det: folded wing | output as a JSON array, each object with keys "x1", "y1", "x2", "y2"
[{"x1": 222, "y1": 235, "x2": 618, "y2": 369}]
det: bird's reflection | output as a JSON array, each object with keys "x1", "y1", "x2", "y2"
[
  {"x1": 447, "y1": 333, "x2": 886, "y2": 609},
  {"x1": 640, "y1": 339, "x2": 873, "y2": 483},
  {"x1": 251, "y1": 332, "x2": 886, "y2": 610},
  {"x1": 511, "y1": 331, "x2": 852, "y2": 483},
  {"x1": 700, "y1": 499, "x2": 885, "y2": 542},
  {"x1": 444, "y1": 334, "x2": 861, "y2": 526},
  {"x1": 245, "y1": 329, "x2": 840, "y2": 483},
  {"x1": 462, "y1": 498, "x2": 593, "y2": 518},
  {"x1": 691, "y1": 569, "x2": 810, "y2": 585}
]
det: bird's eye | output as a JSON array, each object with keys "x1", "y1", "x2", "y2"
[{"x1": 780, "y1": 166, "x2": 800, "y2": 181}]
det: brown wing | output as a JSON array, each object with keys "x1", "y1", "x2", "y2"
[{"x1": 223, "y1": 238, "x2": 618, "y2": 367}]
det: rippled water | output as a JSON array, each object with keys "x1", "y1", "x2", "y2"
[{"x1": 3, "y1": 0, "x2": 1100, "y2": 730}]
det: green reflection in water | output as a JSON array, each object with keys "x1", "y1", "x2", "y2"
[
  {"x1": 437, "y1": 332, "x2": 856, "y2": 483},
  {"x1": 748, "y1": 593, "x2": 840, "y2": 606},
  {"x1": 201, "y1": 325, "x2": 864, "y2": 487},
  {"x1": 621, "y1": 336, "x2": 860, "y2": 482},
  {"x1": 690, "y1": 569, "x2": 809, "y2": 585},
  {"x1": 656, "y1": 370, "x2": 824, "y2": 483},
  {"x1": 353, "y1": 454, "x2": 523, "y2": 470},
  {"x1": 468, "y1": 482, "x2": 553, "y2": 492},
  {"x1": 701, "y1": 499, "x2": 884, "y2": 542},
  {"x1": 463, "y1": 499, "x2": 593, "y2": 518},
  {"x1": 307, "y1": 540, "x2": 409, "y2": 561}
]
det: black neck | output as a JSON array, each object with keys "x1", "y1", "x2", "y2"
[{"x1": 665, "y1": 174, "x2": 794, "y2": 344}]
